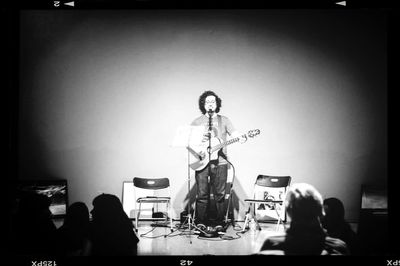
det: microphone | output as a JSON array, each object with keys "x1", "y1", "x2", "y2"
[{"x1": 207, "y1": 109, "x2": 213, "y2": 131}]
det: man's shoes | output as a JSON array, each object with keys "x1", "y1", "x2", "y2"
[
  {"x1": 214, "y1": 225, "x2": 226, "y2": 233},
  {"x1": 196, "y1": 223, "x2": 207, "y2": 231}
]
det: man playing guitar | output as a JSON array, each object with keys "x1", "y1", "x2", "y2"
[{"x1": 189, "y1": 90, "x2": 247, "y2": 232}]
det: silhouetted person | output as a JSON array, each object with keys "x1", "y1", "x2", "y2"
[
  {"x1": 88, "y1": 194, "x2": 139, "y2": 256},
  {"x1": 55, "y1": 202, "x2": 91, "y2": 256},
  {"x1": 322, "y1": 197, "x2": 359, "y2": 255},
  {"x1": 259, "y1": 183, "x2": 349, "y2": 255},
  {"x1": 11, "y1": 192, "x2": 57, "y2": 256}
]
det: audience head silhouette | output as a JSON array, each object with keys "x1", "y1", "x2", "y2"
[
  {"x1": 64, "y1": 201, "x2": 90, "y2": 228},
  {"x1": 91, "y1": 193, "x2": 126, "y2": 222},
  {"x1": 55, "y1": 201, "x2": 90, "y2": 256},
  {"x1": 89, "y1": 193, "x2": 139, "y2": 256},
  {"x1": 322, "y1": 197, "x2": 359, "y2": 254},
  {"x1": 285, "y1": 183, "x2": 325, "y2": 225},
  {"x1": 260, "y1": 183, "x2": 349, "y2": 255},
  {"x1": 56, "y1": 202, "x2": 90, "y2": 256},
  {"x1": 323, "y1": 197, "x2": 345, "y2": 222}
]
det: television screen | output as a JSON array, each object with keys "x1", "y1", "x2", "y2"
[
  {"x1": 361, "y1": 186, "x2": 387, "y2": 210},
  {"x1": 14, "y1": 180, "x2": 68, "y2": 217}
]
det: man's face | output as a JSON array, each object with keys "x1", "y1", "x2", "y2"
[{"x1": 204, "y1": 95, "x2": 217, "y2": 113}]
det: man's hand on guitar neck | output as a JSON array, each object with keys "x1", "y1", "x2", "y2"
[
  {"x1": 239, "y1": 134, "x2": 248, "y2": 144},
  {"x1": 231, "y1": 131, "x2": 248, "y2": 144}
]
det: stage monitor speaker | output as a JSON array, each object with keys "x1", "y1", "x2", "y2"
[{"x1": 357, "y1": 185, "x2": 388, "y2": 255}]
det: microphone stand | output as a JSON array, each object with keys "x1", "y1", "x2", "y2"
[
  {"x1": 207, "y1": 110, "x2": 213, "y2": 230},
  {"x1": 186, "y1": 149, "x2": 194, "y2": 244},
  {"x1": 184, "y1": 111, "x2": 213, "y2": 240}
]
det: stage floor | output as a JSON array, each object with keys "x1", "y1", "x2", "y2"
[
  {"x1": 52, "y1": 218, "x2": 358, "y2": 256},
  {"x1": 135, "y1": 220, "x2": 286, "y2": 256}
]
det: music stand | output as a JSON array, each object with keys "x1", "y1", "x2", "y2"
[{"x1": 171, "y1": 125, "x2": 206, "y2": 243}]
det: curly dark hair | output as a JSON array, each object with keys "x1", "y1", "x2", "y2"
[{"x1": 198, "y1": 90, "x2": 222, "y2": 114}]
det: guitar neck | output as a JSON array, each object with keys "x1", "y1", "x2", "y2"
[{"x1": 211, "y1": 136, "x2": 241, "y2": 153}]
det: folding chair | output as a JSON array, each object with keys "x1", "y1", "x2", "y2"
[
  {"x1": 133, "y1": 177, "x2": 173, "y2": 232},
  {"x1": 243, "y1": 175, "x2": 291, "y2": 232}
]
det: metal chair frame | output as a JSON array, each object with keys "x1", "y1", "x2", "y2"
[
  {"x1": 133, "y1": 177, "x2": 173, "y2": 232},
  {"x1": 243, "y1": 175, "x2": 291, "y2": 232}
]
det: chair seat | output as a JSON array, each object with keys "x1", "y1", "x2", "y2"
[
  {"x1": 133, "y1": 177, "x2": 173, "y2": 232},
  {"x1": 244, "y1": 199, "x2": 283, "y2": 203},
  {"x1": 137, "y1": 196, "x2": 171, "y2": 203}
]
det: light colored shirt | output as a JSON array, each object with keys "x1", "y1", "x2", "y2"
[{"x1": 191, "y1": 114, "x2": 235, "y2": 165}]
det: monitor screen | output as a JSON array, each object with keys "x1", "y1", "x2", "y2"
[
  {"x1": 361, "y1": 186, "x2": 387, "y2": 210},
  {"x1": 14, "y1": 180, "x2": 68, "y2": 218}
]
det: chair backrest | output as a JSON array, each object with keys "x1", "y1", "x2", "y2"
[
  {"x1": 255, "y1": 175, "x2": 291, "y2": 188},
  {"x1": 133, "y1": 177, "x2": 170, "y2": 190}
]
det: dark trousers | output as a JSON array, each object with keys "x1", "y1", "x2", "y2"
[{"x1": 195, "y1": 162, "x2": 228, "y2": 225}]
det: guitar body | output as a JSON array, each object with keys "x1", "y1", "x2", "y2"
[{"x1": 189, "y1": 137, "x2": 222, "y2": 171}]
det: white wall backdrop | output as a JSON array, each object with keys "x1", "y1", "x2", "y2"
[{"x1": 18, "y1": 10, "x2": 387, "y2": 222}]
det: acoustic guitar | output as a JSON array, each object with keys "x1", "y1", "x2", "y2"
[{"x1": 187, "y1": 129, "x2": 260, "y2": 171}]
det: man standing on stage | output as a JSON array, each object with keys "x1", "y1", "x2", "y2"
[{"x1": 190, "y1": 90, "x2": 246, "y2": 231}]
